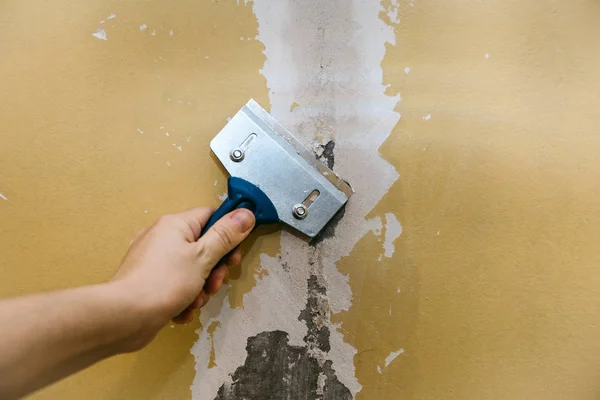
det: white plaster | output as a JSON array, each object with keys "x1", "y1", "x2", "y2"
[
  {"x1": 177, "y1": 146, "x2": 183, "y2": 152},
  {"x1": 386, "y1": 0, "x2": 400, "y2": 24},
  {"x1": 377, "y1": 365, "x2": 382, "y2": 374},
  {"x1": 140, "y1": 24, "x2": 148, "y2": 31},
  {"x1": 0, "y1": 193, "x2": 7, "y2": 201},
  {"x1": 383, "y1": 212, "x2": 402, "y2": 258},
  {"x1": 170, "y1": 29, "x2": 174, "y2": 36},
  {"x1": 214, "y1": 180, "x2": 218, "y2": 186},
  {"x1": 107, "y1": 13, "x2": 116, "y2": 20},
  {"x1": 192, "y1": 0, "x2": 400, "y2": 397},
  {"x1": 137, "y1": 128, "x2": 144, "y2": 134},
  {"x1": 165, "y1": 132, "x2": 170, "y2": 137},
  {"x1": 218, "y1": 192, "x2": 228, "y2": 201},
  {"x1": 424, "y1": 114, "x2": 431, "y2": 120},
  {"x1": 404, "y1": 66, "x2": 411, "y2": 74},
  {"x1": 151, "y1": 29, "x2": 156, "y2": 36},
  {"x1": 92, "y1": 29, "x2": 107, "y2": 41},
  {"x1": 384, "y1": 348, "x2": 404, "y2": 367},
  {"x1": 485, "y1": 53, "x2": 490, "y2": 59},
  {"x1": 166, "y1": 162, "x2": 171, "y2": 167}
]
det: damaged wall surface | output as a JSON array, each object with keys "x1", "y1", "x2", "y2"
[{"x1": 2, "y1": 0, "x2": 600, "y2": 399}]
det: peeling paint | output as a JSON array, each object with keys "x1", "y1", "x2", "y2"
[
  {"x1": 191, "y1": 0, "x2": 400, "y2": 397},
  {"x1": 382, "y1": 212, "x2": 402, "y2": 258},
  {"x1": 92, "y1": 29, "x2": 107, "y2": 41},
  {"x1": 212, "y1": 277, "x2": 351, "y2": 399},
  {"x1": 384, "y1": 347, "x2": 404, "y2": 368}
]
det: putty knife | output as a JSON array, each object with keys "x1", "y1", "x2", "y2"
[{"x1": 201, "y1": 99, "x2": 353, "y2": 239}]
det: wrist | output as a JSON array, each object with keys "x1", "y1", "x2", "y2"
[{"x1": 103, "y1": 280, "x2": 168, "y2": 353}]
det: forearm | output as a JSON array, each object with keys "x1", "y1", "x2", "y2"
[{"x1": 0, "y1": 283, "x2": 142, "y2": 400}]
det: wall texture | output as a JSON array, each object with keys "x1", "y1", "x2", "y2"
[{"x1": 2, "y1": 1, "x2": 600, "y2": 399}]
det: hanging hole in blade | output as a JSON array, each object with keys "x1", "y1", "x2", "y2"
[
  {"x1": 302, "y1": 189, "x2": 320, "y2": 208},
  {"x1": 230, "y1": 133, "x2": 258, "y2": 162}
]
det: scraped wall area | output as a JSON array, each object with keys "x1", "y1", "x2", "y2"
[{"x1": 2, "y1": 1, "x2": 600, "y2": 399}]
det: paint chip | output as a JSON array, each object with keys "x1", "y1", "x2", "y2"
[
  {"x1": 383, "y1": 212, "x2": 402, "y2": 258},
  {"x1": 214, "y1": 180, "x2": 218, "y2": 186},
  {"x1": 165, "y1": 132, "x2": 170, "y2": 137},
  {"x1": 397, "y1": 288, "x2": 401, "y2": 293},
  {"x1": 140, "y1": 24, "x2": 148, "y2": 31},
  {"x1": 170, "y1": 29, "x2": 174, "y2": 36},
  {"x1": 166, "y1": 162, "x2": 171, "y2": 167},
  {"x1": 423, "y1": 114, "x2": 431, "y2": 121},
  {"x1": 218, "y1": 192, "x2": 228, "y2": 201},
  {"x1": 0, "y1": 193, "x2": 7, "y2": 201},
  {"x1": 485, "y1": 53, "x2": 490, "y2": 59},
  {"x1": 177, "y1": 146, "x2": 183, "y2": 152},
  {"x1": 137, "y1": 128, "x2": 144, "y2": 134},
  {"x1": 404, "y1": 66, "x2": 411, "y2": 74},
  {"x1": 92, "y1": 29, "x2": 107, "y2": 41},
  {"x1": 384, "y1": 348, "x2": 404, "y2": 368},
  {"x1": 151, "y1": 29, "x2": 156, "y2": 36},
  {"x1": 436, "y1": 230, "x2": 441, "y2": 236}
]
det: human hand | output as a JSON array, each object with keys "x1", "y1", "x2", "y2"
[{"x1": 111, "y1": 207, "x2": 255, "y2": 350}]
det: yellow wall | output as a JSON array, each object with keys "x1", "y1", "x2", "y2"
[{"x1": 2, "y1": 0, "x2": 600, "y2": 399}]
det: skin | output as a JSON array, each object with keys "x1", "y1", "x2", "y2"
[{"x1": 0, "y1": 207, "x2": 256, "y2": 400}]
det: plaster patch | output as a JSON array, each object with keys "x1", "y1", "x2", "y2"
[
  {"x1": 192, "y1": 0, "x2": 400, "y2": 397},
  {"x1": 137, "y1": 128, "x2": 144, "y2": 134},
  {"x1": 404, "y1": 66, "x2": 411, "y2": 74},
  {"x1": 140, "y1": 24, "x2": 148, "y2": 31},
  {"x1": 92, "y1": 29, "x2": 107, "y2": 41},
  {"x1": 0, "y1": 193, "x2": 7, "y2": 201},
  {"x1": 424, "y1": 114, "x2": 431, "y2": 120},
  {"x1": 383, "y1": 212, "x2": 402, "y2": 258},
  {"x1": 218, "y1": 192, "x2": 228, "y2": 201}
]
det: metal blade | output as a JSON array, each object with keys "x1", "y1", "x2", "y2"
[{"x1": 209, "y1": 99, "x2": 353, "y2": 238}]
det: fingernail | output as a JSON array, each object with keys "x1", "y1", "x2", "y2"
[{"x1": 231, "y1": 209, "x2": 255, "y2": 232}]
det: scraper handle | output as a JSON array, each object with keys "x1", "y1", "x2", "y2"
[{"x1": 201, "y1": 177, "x2": 279, "y2": 259}]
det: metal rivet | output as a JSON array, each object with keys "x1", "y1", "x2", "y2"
[
  {"x1": 230, "y1": 148, "x2": 244, "y2": 162},
  {"x1": 292, "y1": 204, "x2": 308, "y2": 220}
]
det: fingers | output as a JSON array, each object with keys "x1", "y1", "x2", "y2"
[
  {"x1": 196, "y1": 209, "x2": 255, "y2": 269},
  {"x1": 168, "y1": 207, "x2": 216, "y2": 241},
  {"x1": 225, "y1": 247, "x2": 242, "y2": 267},
  {"x1": 204, "y1": 265, "x2": 229, "y2": 295},
  {"x1": 172, "y1": 309, "x2": 193, "y2": 324}
]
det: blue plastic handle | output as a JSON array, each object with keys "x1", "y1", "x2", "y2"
[{"x1": 201, "y1": 177, "x2": 279, "y2": 238}]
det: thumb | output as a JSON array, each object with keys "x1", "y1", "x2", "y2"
[{"x1": 197, "y1": 208, "x2": 256, "y2": 268}]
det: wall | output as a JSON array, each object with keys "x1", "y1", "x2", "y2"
[{"x1": 2, "y1": 1, "x2": 600, "y2": 399}]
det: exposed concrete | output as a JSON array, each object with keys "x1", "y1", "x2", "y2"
[{"x1": 213, "y1": 276, "x2": 351, "y2": 400}]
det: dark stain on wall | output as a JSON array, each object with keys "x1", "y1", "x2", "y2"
[
  {"x1": 214, "y1": 276, "x2": 351, "y2": 400},
  {"x1": 318, "y1": 140, "x2": 336, "y2": 170}
]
